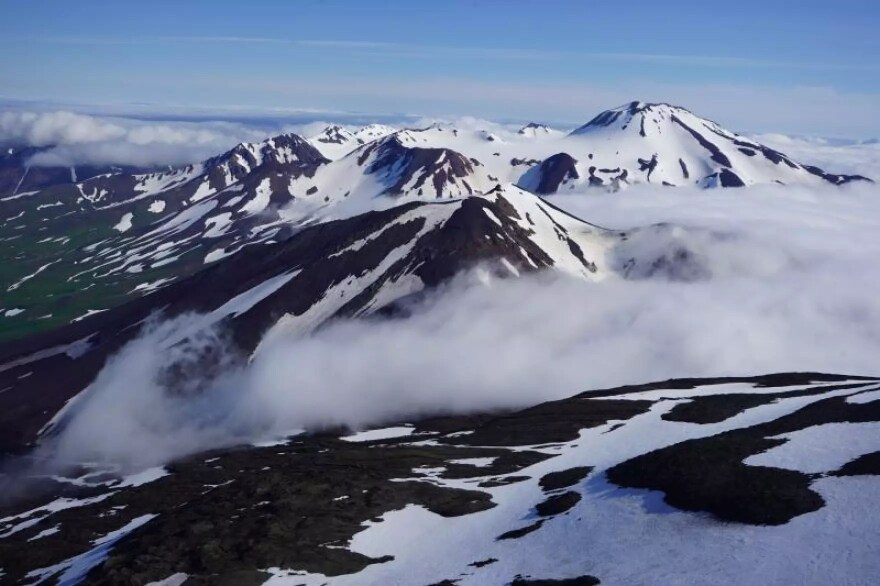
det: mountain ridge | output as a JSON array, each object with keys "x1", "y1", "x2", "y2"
[{"x1": 0, "y1": 102, "x2": 872, "y2": 341}]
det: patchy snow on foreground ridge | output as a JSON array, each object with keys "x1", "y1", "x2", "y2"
[
  {"x1": 256, "y1": 379, "x2": 880, "y2": 586},
  {"x1": 744, "y1": 422, "x2": 880, "y2": 474},
  {"x1": 25, "y1": 514, "x2": 156, "y2": 585},
  {"x1": 340, "y1": 426, "x2": 415, "y2": 443}
]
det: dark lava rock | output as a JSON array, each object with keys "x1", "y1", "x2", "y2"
[
  {"x1": 539, "y1": 467, "x2": 593, "y2": 492},
  {"x1": 437, "y1": 398, "x2": 652, "y2": 447},
  {"x1": 478, "y1": 475, "x2": 532, "y2": 488},
  {"x1": 606, "y1": 434, "x2": 822, "y2": 525},
  {"x1": 671, "y1": 115, "x2": 732, "y2": 167},
  {"x1": 497, "y1": 520, "x2": 545, "y2": 541},
  {"x1": 719, "y1": 168, "x2": 745, "y2": 187},
  {"x1": 678, "y1": 158, "x2": 690, "y2": 179},
  {"x1": 511, "y1": 574, "x2": 600, "y2": 585},
  {"x1": 575, "y1": 372, "x2": 875, "y2": 400},
  {"x1": 0, "y1": 439, "x2": 504, "y2": 584},
  {"x1": 803, "y1": 165, "x2": 872, "y2": 185},
  {"x1": 661, "y1": 383, "x2": 865, "y2": 424},
  {"x1": 637, "y1": 154, "x2": 658, "y2": 180},
  {"x1": 535, "y1": 491, "x2": 581, "y2": 516},
  {"x1": 532, "y1": 153, "x2": 580, "y2": 194},
  {"x1": 607, "y1": 392, "x2": 880, "y2": 525},
  {"x1": 833, "y1": 451, "x2": 880, "y2": 476}
]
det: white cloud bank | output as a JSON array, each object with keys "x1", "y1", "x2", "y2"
[
  {"x1": 37, "y1": 180, "x2": 880, "y2": 469},
  {"x1": 0, "y1": 110, "x2": 276, "y2": 168}
]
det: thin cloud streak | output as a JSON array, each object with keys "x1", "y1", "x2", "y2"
[
  {"x1": 153, "y1": 36, "x2": 399, "y2": 49},
  {"x1": 5, "y1": 35, "x2": 877, "y2": 72}
]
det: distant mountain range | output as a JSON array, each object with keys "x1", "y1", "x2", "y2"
[{"x1": 0, "y1": 102, "x2": 871, "y2": 342}]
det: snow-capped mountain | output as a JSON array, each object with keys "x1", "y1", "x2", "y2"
[
  {"x1": 1, "y1": 131, "x2": 514, "y2": 340},
  {"x1": 0, "y1": 133, "x2": 335, "y2": 340},
  {"x1": 353, "y1": 123, "x2": 397, "y2": 142},
  {"x1": 0, "y1": 132, "x2": 328, "y2": 221},
  {"x1": 308, "y1": 124, "x2": 362, "y2": 159},
  {"x1": 0, "y1": 183, "x2": 614, "y2": 458},
  {"x1": 547, "y1": 101, "x2": 870, "y2": 190},
  {"x1": 307, "y1": 124, "x2": 397, "y2": 160},
  {"x1": 81, "y1": 132, "x2": 329, "y2": 208},
  {"x1": 351, "y1": 133, "x2": 495, "y2": 197},
  {"x1": 305, "y1": 104, "x2": 871, "y2": 195},
  {"x1": 312, "y1": 124, "x2": 357, "y2": 146},
  {"x1": 517, "y1": 122, "x2": 558, "y2": 137},
  {"x1": 338, "y1": 103, "x2": 870, "y2": 194}
]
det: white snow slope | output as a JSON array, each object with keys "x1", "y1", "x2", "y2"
[{"x1": 261, "y1": 379, "x2": 880, "y2": 586}]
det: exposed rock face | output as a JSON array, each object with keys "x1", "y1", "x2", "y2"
[
  {"x1": 357, "y1": 135, "x2": 487, "y2": 198},
  {"x1": 0, "y1": 185, "x2": 612, "y2": 457},
  {"x1": 526, "y1": 153, "x2": 581, "y2": 194},
  {"x1": 313, "y1": 124, "x2": 360, "y2": 145},
  {"x1": 517, "y1": 122, "x2": 554, "y2": 136},
  {"x1": 80, "y1": 133, "x2": 329, "y2": 208}
]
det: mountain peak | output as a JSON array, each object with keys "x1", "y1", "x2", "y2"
[
  {"x1": 505, "y1": 102, "x2": 873, "y2": 191},
  {"x1": 570, "y1": 101, "x2": 699, "y2": 137},
  {"x1": 353, "y1": 124, "x2": 396, "y2": 141},
  {"x1": 517, "y1": 122, "x2": 554, "y2": 136},
  {"x1": 313, "y1": 125, "x2": 358, "y2": 145},
  {"x1": 213, "y1": 132, "x2": 326, "y2": 170},
  {"x1": 355, "y1": 133, "x2": 492, "y2": 198}
]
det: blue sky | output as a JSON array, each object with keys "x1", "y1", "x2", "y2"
[{"x1": 2, "y1": 0, "x2": 879, "y2": 136}]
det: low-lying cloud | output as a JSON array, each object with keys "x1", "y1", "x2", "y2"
[
  {"x1": 751, "y1": 133, "x2": 880, "y2": 180},
  {"x1": 0, "y1": 108, "x2": 416, "y2": 169},
  {"x1": 33, "y1": 181, "x2": 880, "y2": 470},
  {"x1": 0, "y1": 110, "x2": 279, "y2": 168}
]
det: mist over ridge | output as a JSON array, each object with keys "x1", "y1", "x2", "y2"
[{"x1": 35, "y1": 181, "x2": 880, "y2": 468}]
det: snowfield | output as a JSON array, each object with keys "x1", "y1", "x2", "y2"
[{"x1": 242, "y1": 378, "x2": 880, "y2": 586}]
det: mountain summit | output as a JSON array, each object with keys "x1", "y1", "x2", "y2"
[{"x1": 539, "y1": 101, "x2": 871, "y2": 191}]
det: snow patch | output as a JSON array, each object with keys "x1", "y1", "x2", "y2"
[
  {"x1": 743, "y1": 422, "x2": 880, "y2": 474},
  {"x1": 113, "y1": 212, "x2": 134, "y2": 233},
  {"x1": 341, "y1": 426, "x2": 415, "y2": 443}
]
